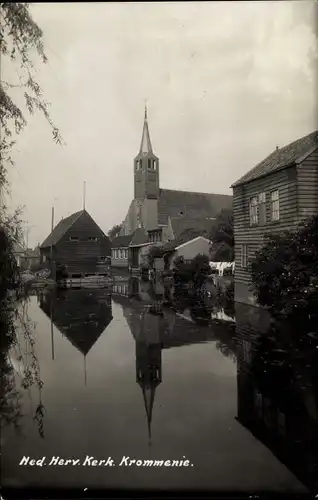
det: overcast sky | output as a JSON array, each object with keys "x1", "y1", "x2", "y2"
[{"x1": 5, "y1": 1, "x2": 318, "y2": 248}]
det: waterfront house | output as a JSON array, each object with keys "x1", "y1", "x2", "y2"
[
  {"x1": 111, "y1": 234, "x2": 134, "y2": 268},
  {"x1": 40, "y1": 209, "x2": 111, "y2": 279},
  {"x1": 231, "y1": 130, "x2": 318, "y2": 306},
  {"x1": 161, "y1": 235, "x2": 213, "y2": 269}
]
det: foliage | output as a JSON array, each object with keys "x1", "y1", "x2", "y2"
[
  {"x1": 210, "y1": 208, "x2": 234, "y2": 261},
  {"x1": 0, "y1": 2, "x2": 60, "y2": 434},
  {"x1": 147, "y1": 245, "x2": 164, "y2": 268},
  {"x1": 107, "y1": 224, "x2": 122, "y2": 241},
  {"x1": 251, "y1": 214, "x2": 318, "y2": 328},
  {"x1": 0, "y1": 2, "x2": 63, "y2": 191},
  {"x1": 173, "y1": 253, "x2": 211, "y2": 287}
]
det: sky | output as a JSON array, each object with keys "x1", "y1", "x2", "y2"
[{"x1": 4, "y1": 1, "x2": 318, "y2": 248}]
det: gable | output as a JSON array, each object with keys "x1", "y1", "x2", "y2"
[
  {"x1": 158, "y1": 189, "x2": 232, "y2": 225},
  {"x1": 40, "y1": 210, "x2": 83, "y2": 248},
  {"x1": 63, "y1": 211, "x2": 109, "y2": 241}
]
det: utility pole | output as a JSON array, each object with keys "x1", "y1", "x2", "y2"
[{"x1": 83, "y1": 181, "x2": 86, "y2": 210}]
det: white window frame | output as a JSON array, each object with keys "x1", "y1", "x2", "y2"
[
  {"x1": 249, "y1": 196, "x2": 259, "y2": 225},
  {"x1": 241, "y1": 244, "x2": 248, "y2": 268},
  {"x1": 270, "y1": 190, "x2": 280, "y2": 221}
]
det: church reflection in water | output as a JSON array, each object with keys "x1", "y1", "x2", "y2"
[
  {"x1": 112, "y1": 276, "x2": 236, "y2": 446},
  {"x1": 113, "y1": 277, "x2": 318, "y2": 493}
]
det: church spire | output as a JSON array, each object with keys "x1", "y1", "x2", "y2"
[
  {"x1": 139, "y1": 103, "x2": 153, "y2": 155},
  {"x1": 141, "y1": 384, "x2": 157, "y2": 446}
]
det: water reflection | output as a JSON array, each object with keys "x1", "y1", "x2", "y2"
[
  {"x1": 235, "y1": 302, "x2": 318, "y2": 493},
  {"x1": 1, "y1": 278, "x2": 316, "y2": 494},
  {"x1": 38, "y1": 289, "x2": 113, "y2": 384}
]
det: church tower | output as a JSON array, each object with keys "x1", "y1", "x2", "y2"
[
  {"x1": 135, "y1": 309, "x2": 162, "y2": 445},
  {"x1": 134, "y1": 106, "x2": 160, "y2": 200}
]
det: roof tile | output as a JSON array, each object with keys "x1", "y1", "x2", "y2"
[
  {"x1": 232, "y1": 130, "x2": 318, "y2": 187},
  {"x1": 158, "y1": 189, "x2": 232, "y2": 225}
]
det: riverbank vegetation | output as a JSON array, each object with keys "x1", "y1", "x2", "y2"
[{"x1": 1, "y1": 3, "x2": 62, "y2": 433}]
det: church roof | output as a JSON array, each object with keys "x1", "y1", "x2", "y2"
[
  {"x1": 158, "y1": 189, "x2": 232, "y2": 226},
  {"x1": 169, "y1": 215, "x2": 216, "y2": 240},
  {"x1": 40, "y1": 210, "x2": 84, "y2": 248},
  {"x1": 232, "y1": 130, "x2": 318, "y2": 187}
]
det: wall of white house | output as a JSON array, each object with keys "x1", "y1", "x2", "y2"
[
  {"x1": 169, "y1": 237, "x2": 212, "y2": 268},
  {"x1": 111, "y1": 247, "x2": 129, "y2": 267}
]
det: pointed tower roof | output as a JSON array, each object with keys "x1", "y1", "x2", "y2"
[
  {"x1": 139, "y1": 104, "x2": 154, "y2": 156},
  {"x1": 136, "y1": 339, "x2": 162, "y2": 446},
  {"x1": 140, "y1": 383, "x2": 158, "y2": 445}
]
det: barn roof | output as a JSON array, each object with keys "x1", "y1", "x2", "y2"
[
  {"x1": 40, "y1": 210, "x2": 84, "y2": 249},
  {"x1": 232, "y1": 130, "x2": 318, "y2": 188},
  {"x1": 158, "y1": 189, "x2": 232, "y2": 226}
]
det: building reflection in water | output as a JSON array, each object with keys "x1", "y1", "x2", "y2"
[
  {"x1": 235, "y1": 302, "x2": 318, "y2": 494},
  {"x1": 112, "y1": 277, "x2": 236, "y2": 445},
  {"x1": 38, "y1": 289, "x2": 113, "y2": 385},
  {"x1": 112, "y1": 277, "x2": 318, "y2": 492}
]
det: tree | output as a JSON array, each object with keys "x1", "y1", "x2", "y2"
[
  {"x1": 251, "y1": 214, "x2": 318, "y2": 330},
  {"x1": 210, "y1": 208, "x2": 234, "y2": 261},
  {"x1": 1, "y1": 3, "x2": 60, "y2": 433},
  {"x1": 107, "y1": 224, "x2": 122, "y2": 241}
]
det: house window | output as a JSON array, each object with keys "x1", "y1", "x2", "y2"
[
  {"x1": 271, "y1": 190, "x2": 280, "y2": 221},
  {"x1": 241, "y1": 244, "x2": 248, "y2": 268},
  {"x1": 259, "y1": 192, "x2": 266, "y2": 224},
  {"x1": 69, "y1": 236, "x2": 79, "y2": 241},
  {"x1": 88, "y1": 237, "x2": 98, "y2": 241},
  {"x1": 249, "y1": 196, "x2": 258, "y2": 225}
]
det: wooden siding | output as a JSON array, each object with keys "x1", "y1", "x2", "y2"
[
  {"x1": 233, "y1": 166, "x2": 299, "y2": 303},
  {"x1": 297, "y1": 148, "x2": 318, "y2": 220},
  {"x1": 53, "y1": 211, "x2": 111, "y2": 274}
]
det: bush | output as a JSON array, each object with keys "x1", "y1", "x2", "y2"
[
  {"x1": 251, "y1": 214, "x2": 318, "y2": 330},
  {"x1": 173, "y1": 253, "x2": 211, "y2": 287}
]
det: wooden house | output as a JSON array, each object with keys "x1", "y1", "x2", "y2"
[
  {"x1": 231, "y1": 130, "x2": 318, "y2": 306},
  {"x1": 40, "y1": 209, "x2": 111, "y2": 279}
]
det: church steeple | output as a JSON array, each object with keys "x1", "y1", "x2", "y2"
[
  {"x1": 135, "y1": 309, "x2": 162, "y2": 446},
  {"x1": 134, "y1": 105, "x2": 160, "y2": 200},
  {"x1": 139, "y1": 104, "x2": 153, "y2": 155}
]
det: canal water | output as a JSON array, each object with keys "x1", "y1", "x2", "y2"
[{"x1": 1, "y1": 277, "x2": 317, "y2": 495}]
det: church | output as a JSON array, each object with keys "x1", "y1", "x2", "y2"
[{"x1": 111, "y1": 106, "x2": 232, "y2": 268}]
